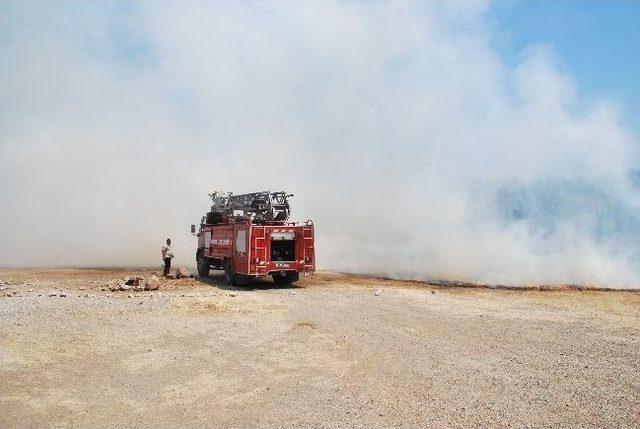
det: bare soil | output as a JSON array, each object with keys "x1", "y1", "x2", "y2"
[{"x1": 1, "y1": 268, "x2": 639, "y2": 428}]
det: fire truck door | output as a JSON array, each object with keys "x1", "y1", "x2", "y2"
[{"x1": 233, "y1": 228, "x2": 249, "y2": 275}]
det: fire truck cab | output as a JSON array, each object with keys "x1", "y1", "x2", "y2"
[{"x1": 193, "y1": 191, "x2": 315, "y2": 285}]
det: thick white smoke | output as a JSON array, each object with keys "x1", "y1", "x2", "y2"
[{"x1": 1, "y1": 1, "x2": 638, "y2": 287}]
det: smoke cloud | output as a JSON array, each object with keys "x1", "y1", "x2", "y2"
[{"x1": 1, "y1": 1, "x2": 638, "y2": 287}]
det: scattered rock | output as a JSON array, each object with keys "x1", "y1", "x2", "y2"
[
  {"x1": 144, "y1": 275, "x2": 160, "y2": 291},
  {"x1": 430, "y1": 290, "x2": 436, "y2": 295},
  {"x1": 165, "y1": 274, "x2": 176, "y2": 279},
  {"x1": 49, "y1": 293, "x2": 57, "y2": 297},
  {"x1": 79, "y1": 287, "x2": 86, "y2": 291},
  {"x1": 27, "y1": 289, "x2": 34, "y2": 293},
  {"x1": 373, "y1": 289, "x2": 381, "y2": 296},
  {"x1": 100, "y1": 287, "x2": 107, "y2": 291},
  {"x1": 289, "y1": 290, "x2": 298, "y2": 295},
  {"x1": 176, "y1": 268, "x2": 192, "y2": 279},
  {"x1": 59, "y1": 293, "x2": 67, "y2": 298},
  {"x1": 127, "y1": 294, "x2": 132, "y2": 298},
  {"x1": 124, "y1": 276, "x2": 143, "y2": 286},
  {"x1": 229, "y1": 293, "x2": 237, "y2": 297}
]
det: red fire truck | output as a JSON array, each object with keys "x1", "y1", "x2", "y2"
[{"x1": 192, "y1": 191, "x2": 315, "y2": 285}]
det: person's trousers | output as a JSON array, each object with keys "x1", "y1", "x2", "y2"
[{"x1": 164, "y1": 258, "x2": 172, "y2": 276}]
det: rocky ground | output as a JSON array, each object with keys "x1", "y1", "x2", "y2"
[{"x1": 1, "y1": 268, "x2": 639, "y2": 428}]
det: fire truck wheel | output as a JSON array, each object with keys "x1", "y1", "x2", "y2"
[
  {"x1": 196, "y1": 254, "x2": 209, "y2": 277},
  {"x1": 224, "y1": 261, "x2": 236, "y2": 285}
]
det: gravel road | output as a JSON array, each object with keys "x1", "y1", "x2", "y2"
[{"x1": 1, "y1": 269, "x2": 638, "y2": 428}]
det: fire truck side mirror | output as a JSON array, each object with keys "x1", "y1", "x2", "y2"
[{"x1": 190, "y1": 224, "x2": 196, "y2": 234}]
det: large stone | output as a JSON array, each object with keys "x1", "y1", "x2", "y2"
[
  {"x1": 176, "y1": 268, "x2": 192, "y2": 279},
  {"x1": 144, "y1": 275, "x2": 160, "y2": 291},
  {"x1": 124, "y1": 276, "x2": 143, "y2": 286},
  {"x1": 109, "y1": 281, "x2": 131, "y2": 292}
]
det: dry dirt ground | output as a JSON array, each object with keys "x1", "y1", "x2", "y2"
[{"x1": 1, "y1": 268, "x2": 638, "y2": 428}]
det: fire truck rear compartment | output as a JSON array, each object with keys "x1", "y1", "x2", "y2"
[{"x1": 270, "y1": 232, "x2": 296, "y2": 262}]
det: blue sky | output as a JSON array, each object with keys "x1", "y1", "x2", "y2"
[{"x1": 491, "y1": 0, "x2": 639, "y2": 134}]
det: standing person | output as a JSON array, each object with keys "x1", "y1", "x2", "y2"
[{"x1": 161, "y1": 238, "x2": 174, "y2": 276}]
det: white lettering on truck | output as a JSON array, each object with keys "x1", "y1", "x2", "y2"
[{"x1": 212, "y1": 239, "x2": 232, "y2": 246}]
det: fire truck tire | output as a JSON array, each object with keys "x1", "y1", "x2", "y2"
[
  {"x1": 196, "y1": 254, "x2": 209, "y2": 277},
  {"x1": 224, "y1": 260, "x2": 236, "y2": 285}
]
